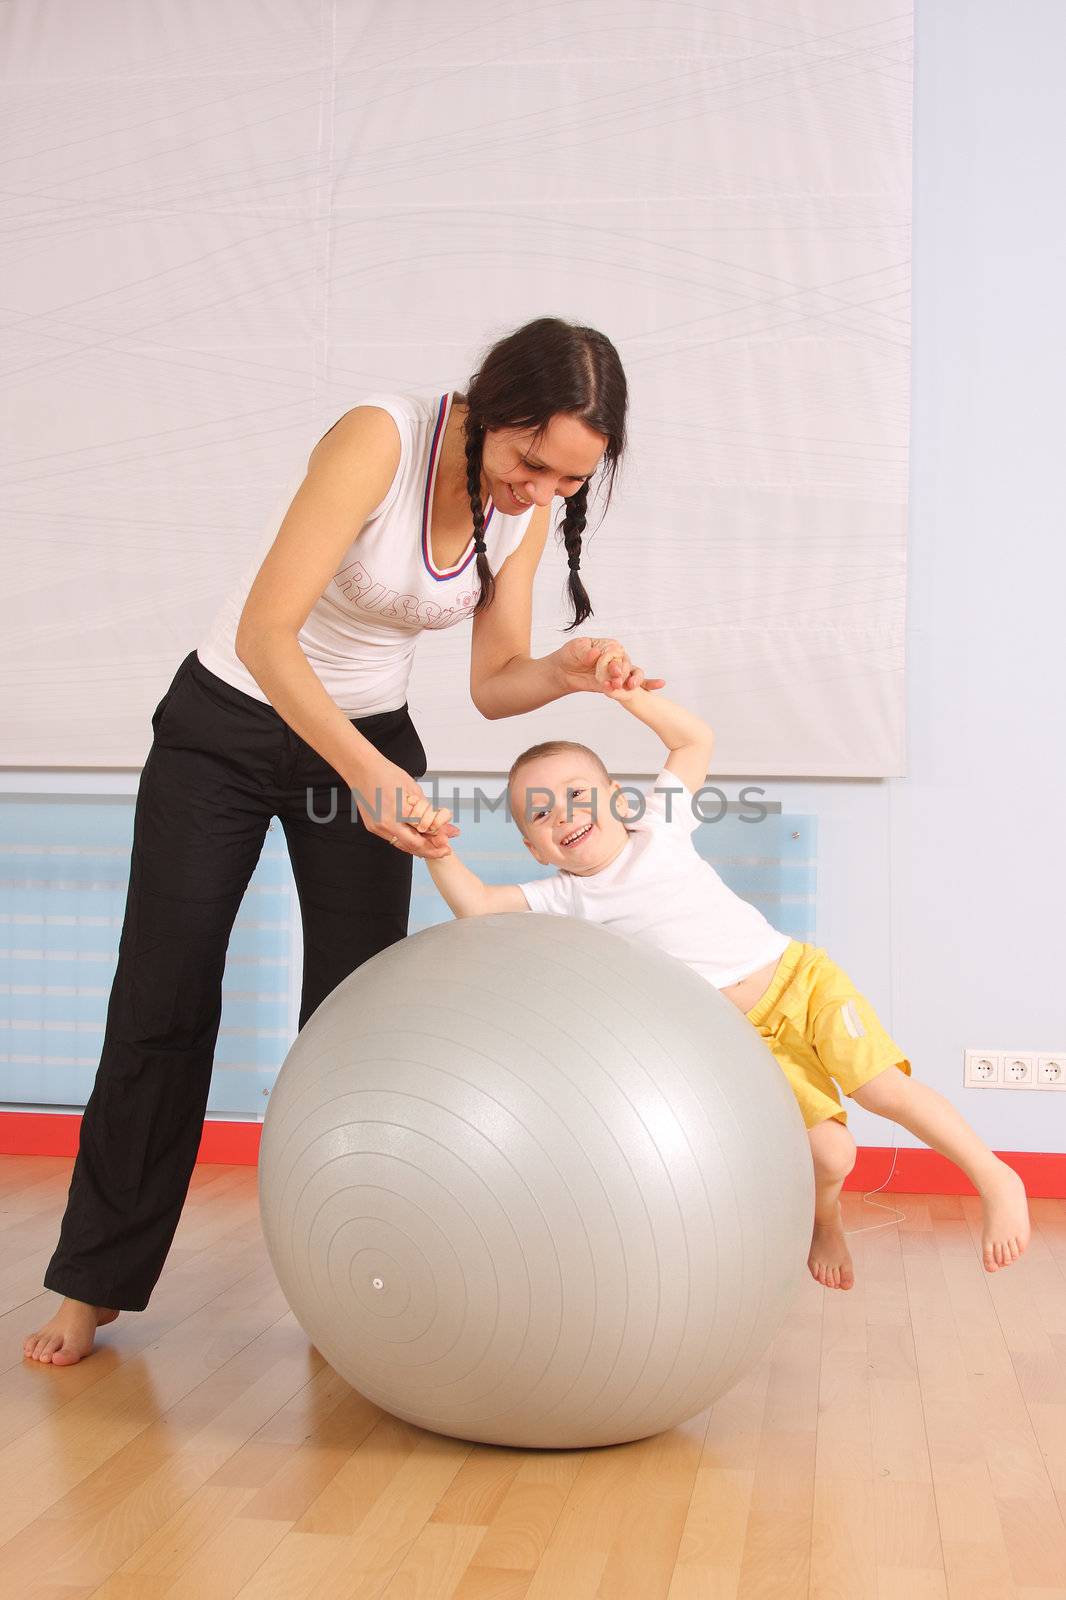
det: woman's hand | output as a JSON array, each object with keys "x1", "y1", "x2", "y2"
[
  {"x1": 554, "y1": 637, "x2": 666, "y2": 699},
  {"x1": 353, "y1": 757, "x2": 459, "y2": 858}
]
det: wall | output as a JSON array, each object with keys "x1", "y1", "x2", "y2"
[
  {"x1": 3, "y1": 2, "x2": 1062, "y2": 1157},
  {"x1": 787, "y1": 0, "x2": 1066, "y2": 1155}
]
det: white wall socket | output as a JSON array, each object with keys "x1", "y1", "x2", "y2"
[
  {"x1": 1036, "y1": 1055, "x2": 1066, "y2": 1090},
  {"x1": 964, "y1": 1050, "x2": 1000, "y2": 1086},
  {"x1": 1002, "y1": 1053, "x2": 1035, "y2": 1088},
  {"x1": 964, "y1": 1048, "x2": 1066, "y2": 1090}
]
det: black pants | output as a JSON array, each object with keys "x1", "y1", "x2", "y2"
[{"x1": 44, "y1": 650, "x2": 427, "y2": 1312}]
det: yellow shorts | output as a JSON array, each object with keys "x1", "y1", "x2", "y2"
[{"x1": 745, "y1": 940, "x2": 911, "y2": 1129}]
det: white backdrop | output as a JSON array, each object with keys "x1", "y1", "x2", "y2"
[{"x1": 0, "y1": 0, "x2": 912, "y2": 775}]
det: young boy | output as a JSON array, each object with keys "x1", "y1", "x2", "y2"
[{"x1": 414, "y1": 673, "x2": 1030, "y2": 1291}]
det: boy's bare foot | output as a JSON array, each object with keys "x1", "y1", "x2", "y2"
[
  {"x1": 808, "y1": 1204, "x2": 855, "y2": 1290},
  {"x1": 976, "y1": 1158, "x2": 1030, "y2": 1272},
  {"x1": 23, "y1": 1299, "x2": 119, "y2": 1365}
]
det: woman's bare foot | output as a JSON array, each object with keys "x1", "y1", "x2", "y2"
[
  {"x1": 809, "y1": 1204, "x2": 855, "y2": 1290},
  {"x1": 23, "y1": 1299, "x2": 119, "y2": 1365},
  {"x1": 975, "y1": 1158, "x2": 1031, "y2": 1272}
]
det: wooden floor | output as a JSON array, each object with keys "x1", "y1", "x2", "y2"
[{"x1": 1, "y1": 1156, "x2": 1064, "y2": 1600}]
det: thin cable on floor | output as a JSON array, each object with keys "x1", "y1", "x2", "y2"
[{"x1": 847, "y1": 1125, "x2": 908, "y2": 1235}]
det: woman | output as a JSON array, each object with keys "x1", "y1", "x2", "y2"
[{"x1": 24, "y1": 316, "x2": 663, "y2": 1364}]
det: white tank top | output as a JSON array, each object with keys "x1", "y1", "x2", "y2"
[{"x1": 197, "y1": 390, "x2": 534, "y2": 716}]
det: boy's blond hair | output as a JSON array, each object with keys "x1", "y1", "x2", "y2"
[{"x1": 507, "y1": 740, "x2": 611, "y2": 829}]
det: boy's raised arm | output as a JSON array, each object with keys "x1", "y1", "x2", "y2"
[{"x1": 610, "y1": 684, "x2": 715, "y2": 796}]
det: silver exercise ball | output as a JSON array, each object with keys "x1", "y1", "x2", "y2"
[{"x1": 259, "y1": 913, "x2": 813, "y2": 1449}]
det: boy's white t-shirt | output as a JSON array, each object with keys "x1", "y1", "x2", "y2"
[
  {"x1": 517, "y1": 767, "x2": 790, "y2": 990},
  {"x1": 197, "y1": 390, "x2": 534, "y2": 716}
]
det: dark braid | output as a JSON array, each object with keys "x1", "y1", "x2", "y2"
[
  {"x1": 558, "y1": 479, "x2": 592, "y2": 630},
  {"x1": 463, "y1": 420, "x2": 496, "y2": 617}
]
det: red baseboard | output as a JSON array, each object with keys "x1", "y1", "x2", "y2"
[
  {"x1": 845, "y1": 1144, "x2": 1065, "y2": 1199},
  {"x1": 0, "y1": 1112, "x2": 1063, "y2": 1197},
  {"x1": 0, "y1": 1110, "x2": 263, "y2": 1166}
]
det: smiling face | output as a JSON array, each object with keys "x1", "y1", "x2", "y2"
[
  {"x1": 479, "y1": 411, "x2": 608, "y2": 514},
  {"x1": 510, "y1": 750, "x2": 632, "y2": 875}
]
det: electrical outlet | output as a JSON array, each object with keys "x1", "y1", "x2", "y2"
[
  {"x1": 1036, "y1": 1055, "x2": 1066, "y2": 1090},
  {"x1": 1002, "y1": 1053, "x2": 1035, "y2": 1088},
  {"x1": 964, "y1": 1050, "x2": 1000, "y2": 1087},
  {"x1": 965, "y1": 1047, "x2": 1065, "y2": 1090}
]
